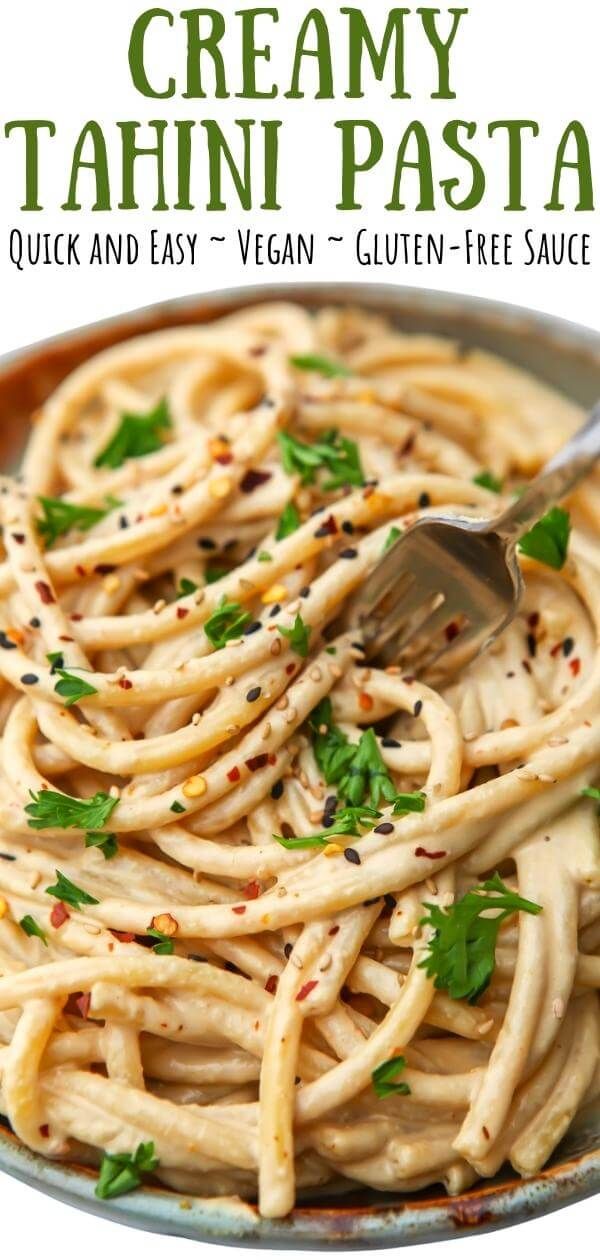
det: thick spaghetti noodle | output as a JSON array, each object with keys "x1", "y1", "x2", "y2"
[{"x1": 0, "y1": 302, "x2": 599, "y2": 1217}]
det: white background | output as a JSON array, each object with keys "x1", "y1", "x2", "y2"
[{"x1": 0, "y1": 0, "x2": 598, "y2": 1255}]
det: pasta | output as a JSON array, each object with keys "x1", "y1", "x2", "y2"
[{"x1": 0, "y1": 299, "x2": 599, "y2": 1218}]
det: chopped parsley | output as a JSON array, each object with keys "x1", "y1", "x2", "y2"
[
  {"x1": 473, "y1": 471, "x2": 503, "y2": 494},
  {"x1": 19, "y1": 914, "x2": 48, "y2": 946},
  {"x1": 204, "y1": 596, "x2": 251, "y2": 649},
  {"x1": 170, "y1": 801, "x2": 186, "y2": 814},
  {"x1": 258, "y1": 550, "x2": 273, "y2": 563},
  {"x1": 518, "y1": 507, "x2": 571, "y2": 571},
  {"x1": 95, "y1": 1141, "x2": 158, "y2": 1200},
  {"x1": 147, "y1": 927, "x2": 174, "y2": 955},
  {"x1": 372, "y1": 1055, "x2": 411, "y2": 1099},
  {"x1": 289, "y1": 353, "x2": 352, "y2": 379},
  {"x1": 275, "y1": 804, "x2": 381, "y2": 849},
  {"x1": 383, "y1": 525, "x2": 402, "y2": 553},
  {"x1": 277, "y1": 429, "x2": 364, "y2": 491},
  {"x1": 37, "y1": 496, "x2": 117, "y2": 548},
  {"x1": 582, "y1": 787, "x2": 600, "y2": 802},
  {"x1": 26, "y1": 789, "x2": 118, "y2": 832},
  {"x1": 94, "y1": 399, "x2": 172, "y2": 469},
  {"x1": 419, "y1": 873, "x2": 542, "y2": 1003},
  {"x1": 85, "y1": 832, "x2": 118, "y2": 860},
  {"x1": 392, "y1": 791, "x2": 427, "y2": 816},
  {"x1": 47, "y1": 654, "x2": 98, "y2": 707},
  {"x1": 277, "y1": 612, "x2": 311, "y2": 658},
  {"x1": 275, "y1": 502, "x2": 301, "y2": 540},
  {"x1": 204, "y1": 565, "x2": 230, "y2": 584},
  {"x1": 45, "y1": 870, "x2": 99, "y2": 910},
  {"x1": 177, "y1": 577, "x2": 199, "y2": 598}
]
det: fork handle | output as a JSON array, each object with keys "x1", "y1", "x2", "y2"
[{"x1": 492, "y1": 400, "x2": 600, "y2": 543}]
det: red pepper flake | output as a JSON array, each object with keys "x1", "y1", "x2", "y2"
[
  {"x1": 358, "y1": 691, "x2": 373, "y2": 711},
  {"x1": 94, "y1": 563, "x2": 116, "y2": 575},
  {"x1": 245, "y1": 754, "x2": 268, "y2": 772},
  {"x1": 176, "y1": 607, "x2": 189, "y2": 620},
  {"x1": 75, "y1": 565, "x2": 87, "y2": 579},
  {"x1": 39, "y1": 1124, "x2": 50, "y2": 1138},
  {"x1": 232, "y1": 904, "x2": 247, "y2": 915},
  {"x1": 528, "y1": 612, "x2": 540, "y2": 629},
  {"x1": 296, "y1": 980, "x2": 318, "y2": 1002},
  {"x1": 445, "y1": 621, "x2": 460, "y2": 642},
  {"x1": 75, "y1": 992, "x2": 91, "y2": 1019},
  {"x1": 110, "y1": 929, "x2": 136, "y2": 943},
  {"x1": 227, "y1": 765, "x2": 241, "y2": 783},
  {"x1": 314, "y1": 514, "x2": 338, "y2": 538},
  {"x1": 35, "y1": 580, "x2": 56, "y2": 605},
  {"x1": 11, "y1": 533, "x2": 25, "y2": 544},
  {"x1": 240, "y1": 469, "x2": 272, "y2": 494},
  {"x1": 521, "y1": 659, "x2": 532, "y2": 675},
  {"x1": 50, "y1": 901, "x2": 70, "y2": 929},
  {"x1": 70, "y1": 613, "x2": 83, "y2": 622},
  {"x1": 415, "y1": 846, "x2": 448, "y2": 859},
  {"x1": 265, "y1": 974, "x2": 278, "y2": 994},
  {"x1": 118, "y1": 677, "x2": 133, "y2": 690},
  {"x1": 243, "y1": 880, "x2": 261, "y2": 900},
  {"x1": 399, "y1": 432, "x2": 416, "y2": 457},
  {"x1": 58, "y1": 635, "x2": 74, "y2": 642},
  {"x1": 569, "y1": 658, "x2": 581, "y2": 677},
  {"x1": 285, "y1": 663, "x2": 295, "y2": 675},
  {"x1": 215, "y1": 451, "x2": 233, "y2": 465},
  {"x1": 328, "y1": 925, "x2": 340, "y2": 937},
  {"x1": 267, "y1": 753, "x2": 277, "y2": 765},
  {"x1": 550, "y1": 641, "x2": 562, "y2": 658},
  {"x1": 482, "y1": 1125, "x2": 490, "y2": 1141}
]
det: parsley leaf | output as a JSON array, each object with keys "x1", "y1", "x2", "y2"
[
  {"x1": 473, "y1": 471, "x2": 503, "y2": 494},
  {"x1": 204, "y1": 565, "x2": 230, "y2": 585},
  {"x1": 383, "y1": 525, "x2": 402, "y2": 553},
  {"x1": 392, "y1": 791, "x2": 427, "y2": 816},
  {"x1": 85, "y1": 832, "x2": 118, "y2": 860},
  {"x1": 26, "y1": 789, "x2": 118, "y2": 832},
  {"x1": 275, "y1": 804, "x2": 381, "y2": 849},
  {"x1": 37, "y1": 497, "x2": 114, "y2": 548},
  {"x1": 338, "y1": 728, "x2": 397, "y2": 809},
  {"x1": 95, "y1": 1141, "x2": 158, "y2": 1201},
  {"x1": 582, "y1": 787, "x2": 600, "y2": 801},
  {"x1": 277, "y1": 612, "x2": 311, "y2": 658},
  {"x1": 45, "y1": 870, "x2": 99, "y2": 909},
  {"x1": 289, "y1": 353, "x2": 352, "y2": 379},
  {"x1": 147, "y1": 927, "x2": 174, "y2": 955},
  {"x1": 518, "y1": 506, "x2": 571, "y2": 571},
  {"x1": 204, "y1": 596, "x2": 251, "y2": 649},
  {"x1": 276, "y1": 502, "x2": 301, "y2": 540},
  {"x1": 277, "y1": 430, "x2": 364, "y2": 491},
  {"x1": 372, "y1": 1055, "x2": 411, "y2": 1099},
  {"x1": 46, "y1": 655, "x2": 99, "y2": 707},
  {"x1": 19, "y1": 914, "x2": 48, "y2": 946},
  {"x1": 258, "y1": 550, "x2": 273, "y2": 563},
  {"x1": 419, "y1": 873, "x2": 542, "y2": 1003},
  {"x1": 94, "y1": 399, "x2": 172, "y2": 470},
  {"x1": 177, "y1": 577, "x2": 199, "y2": 598},
  {"x1": 308, "y1": 699, "x2": 356, "y2": 786}
]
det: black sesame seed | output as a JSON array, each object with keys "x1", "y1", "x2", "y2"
[
  {"x1": 29, "y1": 618, "x2": 41, "y2": 629},
  {"x1": 562, "y1": 636, "x2": 575, "y2": 657},
  {"x1": 351, "y1": 640, "x2": 365, "y2": 654},
  {"x1": 339, "y1": 548, "x2": 358, "y2": 559},
  {"x1": 20, "y1": 673, "x2": 39, "y2": 685},
  {"x1": 324, "y1": 795, "x2": 337, "y2": 814},
  {"x1": 413, "y1": 699, "x2": 423, "y2": 717},
  {"x1": 418, "y1": 492, "x2": 431, "y2": 508},
  {"x1": 506, "y1": 670, "x2": 515, "y2": 678},
  {"x1": 119, "y1": 514, "x2": 129, "y2": 530},
  {"x1": 284, "y1": 943, "x2": 293, "y2": 959},
  {"x1": 299, "y1": 586, "x2": 311, "y2": 598},
  {"x1": 197, "y1": 537, "x2": 217, "y2": 551},
  {"x1": 382, "y1": 736, "x2": 401, "y2": 748},
  {"x1": 246, "y1": 686, "x2": 261, "y2": 703},
  {"x1": 0, "y1": 852, "x2": 16, "y2": 861},
  {"x1": 344, "y1": 847, "x2": 361, "y2": 865},
  {"x1": 374, "y1": 822, "x2": 394, "y2": 835},
  {"x1": 171, "y1": 485, "x2": 184, "y2": 496},
  {"x1": 262, "y1": 396, "x2": 275, "y2": 408},
  {"x1": 341, "y1": 520, "x2": 354, "y2": 534},
  {"x1": 384, "y1": 893, "x2": 397, "y2": 910},
  {"x1": 526, "y1": 632, "x2": 537, "y2": 658},
  {"x1": 244, "y1": 621, "x2": 262, "y2": 636},
  {"x1": 269, "y1": 604, "x2": 281, "y2": 617},
  {"x1": 0, "y1": 631, "x2": 17, "y2": 651},
  {"x1": 271, "y1": 780, "x2": 284, "y2": 801}
]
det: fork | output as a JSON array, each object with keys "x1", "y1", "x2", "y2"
[{"x1": 345, "y1": 404, "x2": 600, "y2": 679}]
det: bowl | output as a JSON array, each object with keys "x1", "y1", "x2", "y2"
[{"x1": 1, "y1": 283, "x2": 599, "y2": 1249}]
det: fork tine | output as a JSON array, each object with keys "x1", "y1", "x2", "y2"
[{"x1": 361, "y1": 583, "x2": 435, "y2": 654}]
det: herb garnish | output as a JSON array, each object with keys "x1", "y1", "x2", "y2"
[
  {"x1": 419, "y1": 873, "x2": 542, "y2": 1003},
  {"x1": 45, "y1": 870, "x2": 99, "y2": 910},
  {"x1": 19, "y1": 914, "x2": 48, "y2": 945},
  {"x1": 94, "y1": 399, "x2": 172, "y2": 469},
  {"x1": 518, "y1": 506, "x2": 571, "y2": 571},
  {"x1": 37, "y1": 496, "x2": 118, "y2": 548},
  {"x1": 204, "y1": 596, "x2": 251, "y2": 649},
  {"x1": 582, "y1": 787, "x2": 600, "y2": 802},
  {"x1": 277, "y1": 429, "x2": 364, "y2": 490},
  {"x1": 289, "y1": 353, "x2": 352, "y2": 379},
  {"x1": 95, "y1": 1141, "x2": 158, "y2": 1201},
  {"x1": 383, "y1": 525, "x2": 402, "y2": 553},
  {"x1": 275, "y1": 502, "x2": 301, "y2": 540},
  {"x1": 26, "y1": 789, "x2": 118, "y2": 832},
  {"x1": 473, "y1": 471, "x2": 503, "y2": 493},
  {"x1": 177, "y1": 577, "x2": 199, "y2": 598},
  {"x1": 372, "y1": 1055, "x2": 411, "y2": 1099},
  {"x1": 85, "y1": 832, "x2": 118, "y2": 860},
  {"x1": 275, "y1": 804, "x2": 381, "y2": 849},
  {"x1": 392, "y1": 791, "x2": 427, "y2": 816},
  {"x1": 277, "y1": 612, "x2": 311, "y2": 658},
  {"x1": 47, "y1": 653, "x2": 98, "y2": 707},
  {"x1": 147, "y1": 927, "x2": 175, "y2": 955}
]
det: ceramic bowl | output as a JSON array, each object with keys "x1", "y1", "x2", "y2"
[{"x1": 0, "y1": 284, "x2": 599, "y2": 1248}]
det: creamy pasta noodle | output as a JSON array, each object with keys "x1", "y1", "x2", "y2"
[{"x1": 0, "y1": 301, "x2": 599, "y2": 1217}]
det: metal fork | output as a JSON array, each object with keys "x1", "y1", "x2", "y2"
[{"x1": 345, "y1": 404, "x2": 600, "y2": 679}]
